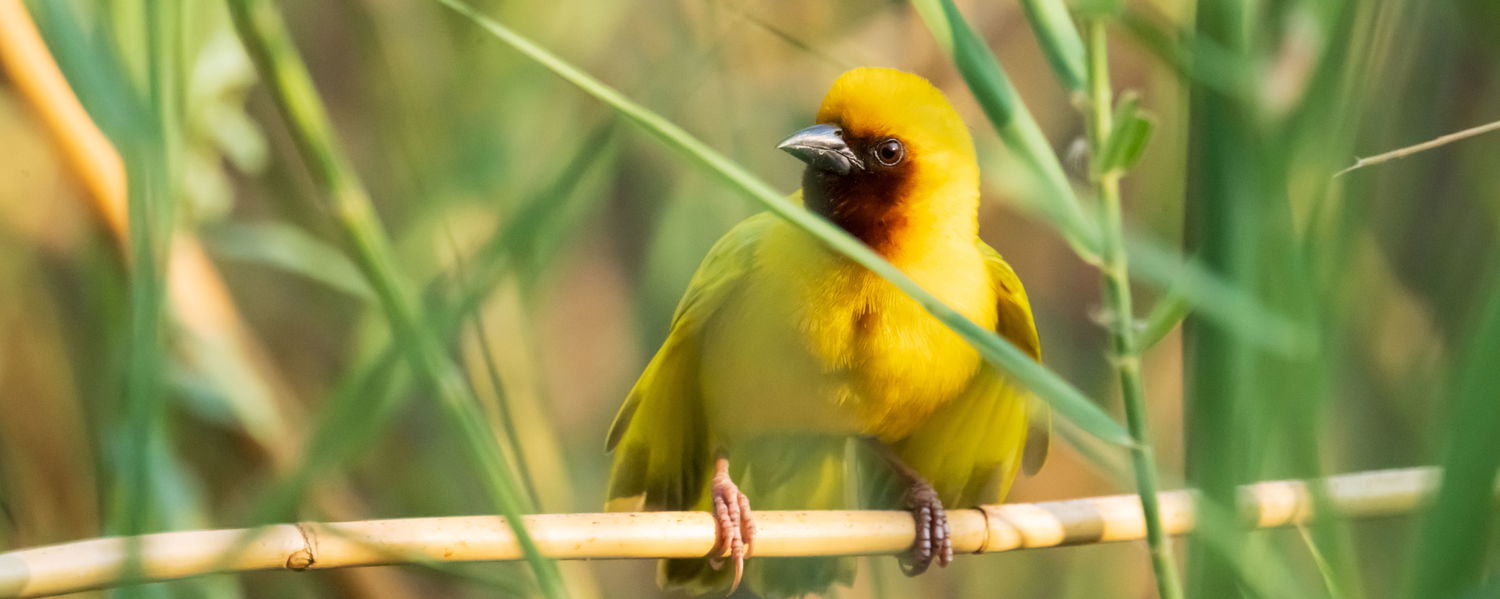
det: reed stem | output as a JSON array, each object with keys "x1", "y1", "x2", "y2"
[{"x1": 1083, "y1": 18, "x2": 1184, "y2": 599}]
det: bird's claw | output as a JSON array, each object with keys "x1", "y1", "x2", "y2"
[
  {"x1": 898, "y1": 482, "x2": 952, "y2": 576},
  {"x1": 707, "y1": 469, "x2": 755, "y2": 592}
]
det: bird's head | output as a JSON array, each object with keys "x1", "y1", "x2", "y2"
[{"x1": 779, "y1": 67, "x2": 979, "y2": 255}]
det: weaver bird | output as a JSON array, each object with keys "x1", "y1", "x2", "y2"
[{"x1": 605, "y1": 67, "x2": 1047, "y2": 597}]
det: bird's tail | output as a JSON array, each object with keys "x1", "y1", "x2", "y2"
[{"x1": 662, "y1": 436, "x2": 855, "y2": 598}]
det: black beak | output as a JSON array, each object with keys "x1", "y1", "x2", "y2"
[{"x1": 777, "y1": 124, "x2": 864, "y2": 175}]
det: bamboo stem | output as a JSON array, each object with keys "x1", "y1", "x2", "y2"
[{"x1": 0, "y1": 467, "x2": 1450, "y2": 598}]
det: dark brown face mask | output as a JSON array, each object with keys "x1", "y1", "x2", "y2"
[{"x1": 781, "y1": 122, "x2": 915, "y2": 252}]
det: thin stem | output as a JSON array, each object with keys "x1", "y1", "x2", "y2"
[
  {"x1": 445, "y1": 229, "x2": 542, "y2": 511},
  {"x1": 1336, "y1": 117, "x2": 1500, "y2": 176},
  {"x1": 1084, "y1": 19, "x2": 1185, "y2": 599}
]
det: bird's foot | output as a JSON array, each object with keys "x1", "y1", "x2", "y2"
[
  {"x1": 707, "y1": 458, "x2": 755, "y2": 592},
  {"x1": 898, "y1": 480, "x2": 952, "y2": 576}
]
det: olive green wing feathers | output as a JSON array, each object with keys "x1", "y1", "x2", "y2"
[
  {"x1": 984, "y1": 243, "x2": 1051, "y2": 477},
  {"x1": 604, "y1": 211, "x2": 778, "y2": 512}
]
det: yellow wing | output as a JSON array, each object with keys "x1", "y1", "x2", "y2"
[
  {"x1": 984, "y1": 243, "x2": 1051, "y2": 477},
  {"x1": 604, "y1": 211, "x2": 779, "y2": 512},
  {"x1": 869, "y1": 242, "x2": 1047, "y2": 508}
]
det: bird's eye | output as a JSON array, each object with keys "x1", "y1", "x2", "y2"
[{"x1": 874, "y1": 138, "x2": 904, "y2": 166}]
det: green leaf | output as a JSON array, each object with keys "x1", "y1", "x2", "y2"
[
  {"x1": 207, "y1": 222, "x2": 374, "y2": 299},
  {"x1": 1137, "y1": 283, "x2": 1191, "y2": 352},
  {"x1": 1128, "y1": 236, "x2": 1309, "y2": 357},
  {"x1": 1095, "y1": 96, "x2": 1156, "y2": 176}
]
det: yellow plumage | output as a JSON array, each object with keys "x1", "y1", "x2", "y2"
[{"x1": 605, "y1": 67, "x2": 1047, "y2": 597}]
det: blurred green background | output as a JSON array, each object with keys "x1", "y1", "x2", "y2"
[{"x1": 2, "y1": 0, "x2": 1499, "y2": 597}]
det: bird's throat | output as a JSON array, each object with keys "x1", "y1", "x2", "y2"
[{"x1": 803, "y1": 167, "x2": 914, "y2": 256}]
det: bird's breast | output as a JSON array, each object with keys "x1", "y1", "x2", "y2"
[{"x1": 699, "y1": 223, "x2": 996, "y2": 443}]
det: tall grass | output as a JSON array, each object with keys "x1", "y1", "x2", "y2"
[
  {"x1": 1182, "y1": 0, "x2": 1265, "y2": 593},
  {"x1": 223, "y1": 0, "x2": 565, "y2": 596}
]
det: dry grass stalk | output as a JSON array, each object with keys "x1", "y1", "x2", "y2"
[
  {"x1": 1338, "y1": 118, "x2": 1500, "y2": 176},
  {"x1": 0, "y1": 0, "x2": 128, "y2": 239}
]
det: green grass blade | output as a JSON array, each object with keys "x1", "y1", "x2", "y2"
[
  {"x1": 207, "y1": 222, "x2": 374, "y2": 299},
  {"x1": 1128, "y1": 236, "x2": 1308, "y2": 356},
  {"x1": 107, "y1": 3, "x2": 182, "y2": 596},
  {"x1": 1017, "y1": 0, "x2": 1087, "y2": 92},
  {"x1": 1406, "y1": 269, "x2": 1500, "y2": 597},
  {"x1": 115, "y1": 0, "x2": 180, "y2": 543},
  {"x1": 447, "y1": 229, "x2": 541, "y2": 511},
  {"x1": 223, "y1": 1, "x2": 566, "y2": 596},
  {"x1": 1116, "y1": 8, "x2": 1248, "y2": 100},
  {"x1": 1138, "y1": 282, "x2": 1191, "y2": 352},
  {"x1": 436, "y1": 0, "x2": 1133, "y2": 449}
]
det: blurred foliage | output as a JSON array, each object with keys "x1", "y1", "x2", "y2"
[{"x1": 1, "y1": 0, "x2": 1499, "y2": 597}]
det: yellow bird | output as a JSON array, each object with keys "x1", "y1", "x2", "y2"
[{"x1": 605, "y1": 67, "x2": 1047, "y2": 597}]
